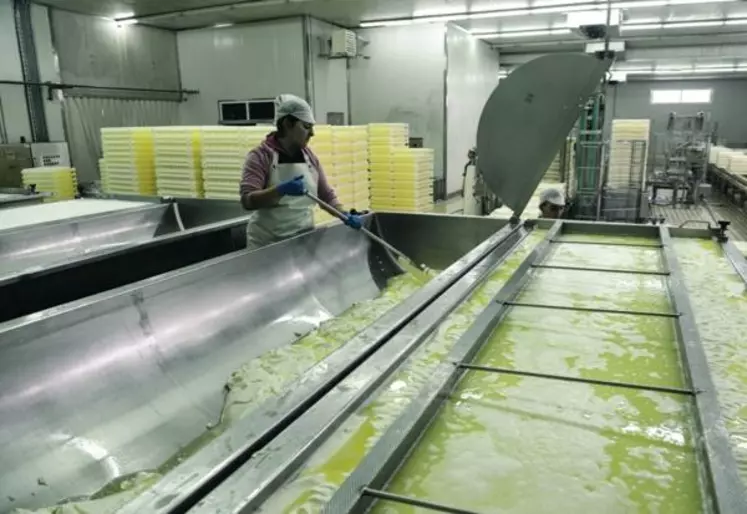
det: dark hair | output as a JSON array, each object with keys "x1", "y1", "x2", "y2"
[{"x1": 276, "y1": 115, "x2": 299, "y2": 136}]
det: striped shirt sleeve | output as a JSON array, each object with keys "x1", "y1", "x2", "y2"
[{"x1": 240, "y1": 148, "x2": 270, "y2": 199}]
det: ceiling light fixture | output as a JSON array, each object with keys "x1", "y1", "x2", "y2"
[
  {"x1": 616, "y1": 65, "x2": 747, "y2": 75},
  {"x1": 475, "y1": 28, "x2": 572, "y2": 38},
  {"x1": 213, "y1": 23, "x2": 234, "y2": 28},
  {"x1": 666, "y1": 20, "x2": 724, "y2": 28},
  {"x1": 360, "y1": 0, "x2": 739, "y2": 29},
  {"x1": 621, "y1": 23, "x2": 663, "y2": 30}
]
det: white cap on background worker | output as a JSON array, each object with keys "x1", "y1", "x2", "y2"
[{"x1": 539, "y1": 188, "x2": 565, "y2": 219}]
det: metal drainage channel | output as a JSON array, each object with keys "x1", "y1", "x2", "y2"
[{"x1": 326, "y1": 220, "x2": 746, "y2": 514}]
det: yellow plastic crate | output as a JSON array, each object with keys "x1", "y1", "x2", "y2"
[
  {"x1": 157, "y1": 180, "x2": 204, "y2": 198},
  {"x1": 22, "y1": 166, "x2": 78, "y2": 200},
  {"x1": 329, "y1": 175, "x2": 354, "y2": 188},
  {"x1": 203, "y1": 168, "x2": 241, "y2": 181},
  {"x1": 309, "y1": 141, "x2": 333, "y2": 154},
  {"x1": 202, "y1": 157, "x2": 245, "y2": 169},
  {"x1": 370, "y1": 169, "x2": 432, "y2": 182},
  {"x1": 370, "y1": 200, "x2": 433, "y2": 212},
  {"x1": 370, "y1": 184, "x2": 432, "y2": 198},
  {"x1": 334, "y1": 183, "x2": 354, "y2": 197},
  {"x1": 316, "y1": 152, "x2": 334, "y2": 164},
  {"x1": 205, "y1": 191, "x2": 240, "y2": 201},
  {"x1": 368, "y1": 123, "x2": 408, "y2": 135},
  {"x1": 204, "y1": 179, "x2": 239, "y2": 192}
]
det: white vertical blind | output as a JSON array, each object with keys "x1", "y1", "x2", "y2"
[{"x1": 63, "y1": 96, "x2": 179, "y2": 182}]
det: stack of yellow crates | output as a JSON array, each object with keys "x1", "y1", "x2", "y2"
[
  {"x1": 309, "y1": 125, "x2": 333, "y2": 225},
  {"x1": 201, "y1": 126, "x2": 268, "y2": 200},
  {"x1": 100, "y1": 127, "x2": 155, "y2": 195},
  {"x1": 351, "y1": 126, "x2": 370, "y2": 212},
  {"x1": 369, "y1": 123, "x2": 434, "y2": 213},
  {"x1": 310, "y1": 125, "x2": 370, "y2": 226},
  {"x1": 99, "y1": 158, "x2": 109, "y2": 192},
  {"x1": 153, "y1": 127, "x2": 203, "y2": 198},
  {"x1": 21, "y1": 166, "x2": 78, "y2": 201},
  {"x1": 608, "y1": 119, "x2": 651, "y2": 188}
]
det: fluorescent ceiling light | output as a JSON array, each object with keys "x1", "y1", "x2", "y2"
[
  {"x1": 213, "y1": 23, "x2": 234, "y2": 28},
  {"x1": 725, "y1": 18, "x2": 747, "y2": 25},
  {"x1": 626, "y1": 17, "x2": 664, "y2": 24},
  {"x1": 476, "y1": 28, "x2": 571, "y2": 38},
  {"x1": 619, "y1": 66, "x2": 747, "y2": 75},
  {"x1": 361, "y1": 0, "x2": 739, "y2": 29},
  {"x1": 117, "y1": 19, "x2": 138, "y2": 26},
  {"x1": 614, "y1": 0, "x2": 667, "y2": 7},
  {"x1": 667, "y1": 20, "x2": 723, "y2": 28},
  {"x1": 623, "y1": 23, "x2": 663, "y2": 30},
  {"x1": 113, "y1": 11, "x2": 134, "y2": 19}
]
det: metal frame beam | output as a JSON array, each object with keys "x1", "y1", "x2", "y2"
[
  {"x1": 532, "y1": 263, "x2": 669, "y2": 275},
  {"x1": 503, "y1": 301, "x2": 679, "y2": 318},
  {"x1": 458, "y1": 363, "x2": 694, "y2": 396},
  {"x1": 552, "y1": 239, "x2": 663, "y2": 248}
]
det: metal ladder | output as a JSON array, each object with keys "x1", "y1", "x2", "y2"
[{"x1": 326, "y1": 220, "x2": 746, "y2": 514}]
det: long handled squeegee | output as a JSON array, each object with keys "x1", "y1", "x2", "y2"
[{"x1": 305, "y1": 191, "x2": 430, "y2": 275}]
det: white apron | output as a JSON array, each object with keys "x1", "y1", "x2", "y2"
[{"x1": 246, "y1": 152, "x2": 319, "y2": 250}]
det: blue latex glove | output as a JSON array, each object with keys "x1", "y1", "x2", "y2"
[
  {"x1": 343, "y1": 212, "x2": 363, "y2": 230},
  {"x1": 276, "y1": 175, "x2": 306, "y2": 197}
]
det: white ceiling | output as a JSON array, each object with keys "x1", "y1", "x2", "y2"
[{"x1": 32, "y1": 0, "x2": 747, "y2": 65}]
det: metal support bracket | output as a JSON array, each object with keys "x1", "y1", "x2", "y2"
[
  {"x1": 532, "y1": 263, "x2": 669, "y2": 276},
  {"x1": 457, "y1": 362, "x2": 694, "y2": 396},
  {"x1": 502, "y1": 300, "x2": 679, "y2": 319},
  {"x1": 551, "y1": 239, "x2": 663, "y2": 248}
]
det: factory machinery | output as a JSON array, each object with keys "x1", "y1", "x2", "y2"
[
  {"x1": 1, "y1": 55, "x2": 747, "y2": 514},
  {"x1": 649, "y1": 112, "x2": 713, "y2": 207}
]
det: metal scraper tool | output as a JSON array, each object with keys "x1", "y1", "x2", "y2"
[{"x1": 305, "y1": 191, "x2": 431, "y2": 279}]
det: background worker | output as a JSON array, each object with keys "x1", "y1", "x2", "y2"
[
  {"x1": 538, "y1": 188, "x2": 565, "y2": 219},
  {"x1": 240, "y1": 94, "x2": 362, "y2": 250}
]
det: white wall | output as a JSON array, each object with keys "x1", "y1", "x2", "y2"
[
  {"x1": 52, "y1": 10, "x2": 181, "y2": 95},
  {"x1": 308, "y1": 18, "x2": 349, "y2": 124},
  {"x1": 349, "y1": 23, "x2": 447, "y2": 179},
  {"x1": 178, "y1": 19, "x2": 307, "y2": 125},
  {"x1": 0, "y1": 0, "x2": 32, "y2": 142},
  {"x1": 445, "y1": 24, "x2": 499, "y2": 194}
]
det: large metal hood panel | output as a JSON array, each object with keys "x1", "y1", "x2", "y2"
[{"x1": 477, "y1": 53, "x2": 611, "y2": 215}]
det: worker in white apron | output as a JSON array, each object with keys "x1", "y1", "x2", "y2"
[{"x1": 239, "y1": 94, "x2": 362, "y2": 250}]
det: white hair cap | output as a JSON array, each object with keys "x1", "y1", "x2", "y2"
[
  {"x1": 539, "y1": 188, "x2": 565, "y2": 206},
  {"x1": 274, "y1": 94, "x2": 316, "y2": 125}
]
